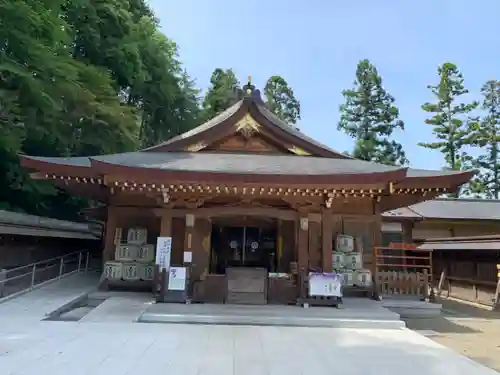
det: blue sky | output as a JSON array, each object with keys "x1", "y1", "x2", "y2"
[{"x1": 149, "y1": 0, "x2": 499, "y2": 169}]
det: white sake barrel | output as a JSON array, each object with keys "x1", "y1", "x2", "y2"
[
  {"x1": 344, "y1": 252, "x2": 362, "y2": 270},
  {"x1": 336, "y1": 234, "x2": 354, "y2": 253},
  {"x1": 332, "y1": 252, "x2": 345, "y2": 269},
  {"x1": 104, "y1": 261, "x2": 123, "y2": 280},
  {"x1": 115, "y1": 244, "x2": 140, "y2": 261},
  {"x1": 138, "y1": 244, "x2": 155, "y2": 262},
  {"x1": 122, "y1": 262, "x2": 139, "y2": 281},
  {"x1": 138, "y1": 264, "x2": 155, "y2": 280},
  {"x1": 127, "y1": 227, "x2": 148, "y2": 245},
  {"x1": 342, "y1": 270, "x2": 355, "y2": 286},
  {"x1": 355, "y1": 269, "x2": 372, "y2": 287}
]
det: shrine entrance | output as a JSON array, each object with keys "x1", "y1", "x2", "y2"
[
  {"x1": 209, "y1": 217, "x2": 278, "y2": 274},
  {"x1": 209, "y1": 216, "x2": 278, "y2": 305}
]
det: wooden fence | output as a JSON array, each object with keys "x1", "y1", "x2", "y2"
[{"x1": 374, "y1": 243, "x2": 432, "y2": 299}]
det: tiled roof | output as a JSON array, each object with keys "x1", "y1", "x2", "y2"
[
  {"x1": 383, "y1": 198, "x2": 500, "y2": 221},
  {"x1": 254, "y1": 102, "x2": 347, "y2": 157},
  {"x1": 142, "y1": 101, "x2": 244, "y2": 150},
  {"x1": 23, "y1": 152, "x2": 473, "y2": 181},
  {"x1": 143, "y1": 95, "x2": 349, "y2": 157},
  {"x1": 94, "y1": 152, "x2": 400, "y2": 175}
]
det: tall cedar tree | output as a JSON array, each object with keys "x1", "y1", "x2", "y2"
[
  {"x1": 419, "y1": 62, "x2": 478, "y2": 197},
  {"x1": 201, "y1": 69, "x2": 240, "y2": 121},
  {"x1": 264, "y1": 76, "x2": 301, "y2": 125},
  {"x1": 468, "y1": 80, "x2": 500, "y2": 198},
  {"x1": 338, "y1": 59, "x2": 408, "y2": 165}
]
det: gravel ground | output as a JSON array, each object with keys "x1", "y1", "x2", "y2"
[{"x1": 404, "y1": 299, "x2": 500, "y2": 372}]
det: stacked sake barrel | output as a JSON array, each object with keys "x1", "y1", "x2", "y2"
[
  {"x1": 332, "y1": 234, "x2": 372, "y2": 288},
  {"x1": 104, "y1": 227, "x2": 155, "y2": 282}
]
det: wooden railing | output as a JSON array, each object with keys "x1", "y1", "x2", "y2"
[{"x1": 374, "y1": 243, "x2": 432, "y2": 298}]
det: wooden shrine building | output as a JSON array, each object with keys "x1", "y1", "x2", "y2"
[{"x1": 19, "y1": 80, "x2": 473, "y2": 303}]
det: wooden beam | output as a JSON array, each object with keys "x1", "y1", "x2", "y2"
[{"x1": 159, "y1": 206, "x2": 299, "y2": 220}]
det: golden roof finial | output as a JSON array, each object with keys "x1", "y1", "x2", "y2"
[{"x1": 248, "y1": 75, "x2": 252, "y2": 84}]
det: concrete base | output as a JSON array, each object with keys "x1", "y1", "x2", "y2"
[
  {"x1": 139, "y1": 298, "x2": 406, "y2": 329},
  {"x1": 381, "y1": 297, "x2": 442, "y2": 318}
]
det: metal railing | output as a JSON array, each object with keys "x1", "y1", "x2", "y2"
[{"x1": 0, "y1": 250, "x2": 93, "y2": 300}]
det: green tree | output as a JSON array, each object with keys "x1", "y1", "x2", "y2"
[
  {"x1": 338, "y1": 59, "x2": 408, "y2": 165},
  {"x1": 264, "y1": 76, "x2": 301, "y2": 125},
  {"x1": 0, "y1": 0, "x2": 199, "y2": 219},
  {"x1": 467, "y1": 80, "x2": 500, "y2": 198},
  {"x1": 201, "y1": 68, "x2": 240, "y2": 121},
  {"x1": 419, "y1": 62, "x2": 478, "y2": 197}
]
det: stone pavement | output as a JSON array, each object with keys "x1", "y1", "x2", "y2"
[
  {"x1": 0, "y1": 275, "x2": 498, "y2": 375},
  {"x1": 0, "y1": 272, "x2": 100, "y2": 322}
]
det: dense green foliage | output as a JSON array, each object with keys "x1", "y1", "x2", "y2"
[
  {"x1": 0, "y1": 0, "x2": 200, "y2": 219},
  {"x1": 201, "y1": 69, "x2": 240, "y2": 122},
  {"x1": 338, "y1": 59, "x2": 408, "y2": 166},
  {"x1": 264, "y1": 76, "x2": 301, "y2": 125}
]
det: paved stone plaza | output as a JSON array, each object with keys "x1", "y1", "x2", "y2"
[{"x1": 0, "y1": 274, "x2": 498, "y2": 375}]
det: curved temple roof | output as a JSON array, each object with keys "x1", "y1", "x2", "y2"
[{"x1": 20, "y1": 151, "x2": 473, "y2": 187}]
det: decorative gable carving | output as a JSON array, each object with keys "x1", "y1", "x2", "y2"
[
  {"x1": 184, "y1": 142, "x2": 207, "y2": 152},
  {"x1": 288, "y1": 146, "x2": 311, "y2": 156},
  {"x1": 205, "y1": 134, "x2": 280, "y2": 153},
  {"x1": 234, "y1": 113, "x2": 261, "y2": 139}
]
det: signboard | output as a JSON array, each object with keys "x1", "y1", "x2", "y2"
[
  {"x1": 183, "y1": 251, "x2": 192, "y2": 263},
  {"x1": 168, "y1": 267, "x2": 187, "y2": 291},
  {"x1": 308, "y1": 273, "x2": 342, "y2": 297},
  {"x1": 155, "y1": 237, "x2": 172, "y2": 270}
]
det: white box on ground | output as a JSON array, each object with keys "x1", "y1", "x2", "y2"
[{"x1": 308, "y1": 273, "x2": 342, "y2": 297}]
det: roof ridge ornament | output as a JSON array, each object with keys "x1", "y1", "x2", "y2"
[{"x1": 243, "y1": 76, "x2": 255, "y2": 96}]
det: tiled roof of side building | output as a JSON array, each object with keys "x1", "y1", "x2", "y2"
[{"x1": 383, "y1": 198, "x2": 500, "y2": 221}]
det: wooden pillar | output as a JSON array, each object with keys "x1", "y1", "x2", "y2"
[
  {"x1": 367, "y1": 215, "x2": 381, "y2": 274},
  {"x1": 308, "y1": 216, "x2": 321, "y2": 269},
  {"x1": 402, "y1": 220, "x2": 414, "y2": 243},
  {"x1": 297, "y1": 216, "x2": 309, "y2": 298},
  {"x1": 321, "y1": 212, "x2": 342, "y2": 272},
  {"x1": 184, "y1": 213, "x2": 195, "y2": 258},
  {"x1": 276, "y1": 219, "x2": 283, "y2": 272},
  {"x1": 103, "y1": 206, "x2": 117, "y2": 264},
  {"x1": 160, "y1": 212, "x2": 172, "y2": 237},
  {"x1": 297, "y1": 216, "x2": 309, "y2": 271},
  {"x1": 321, "y1": 211, "x2": 332, "y2": 272},
  {"x1": 400, "y1": 220, "x2": 413, "y2": 268}
]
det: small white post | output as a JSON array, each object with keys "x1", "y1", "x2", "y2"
[
  {"x1": 85, "y1": 252, "x2": 90, "y2": 273},
  {"x1": 30, "y1": 264, "x2": 36, "y2": 289},
  {"x1": 58, "y1": 257, "x2": 64, "y2": 279},
  {"x1": 77, "y1": 252, "x2": 82, "y2": 272}
]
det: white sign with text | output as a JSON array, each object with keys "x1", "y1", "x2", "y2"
[
  {"x1": 168, "y1": 267, "x2": 187, "y2": 291},
  {"x1": 155, "y1": 237, "x2": 172, "y2": 270}
]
